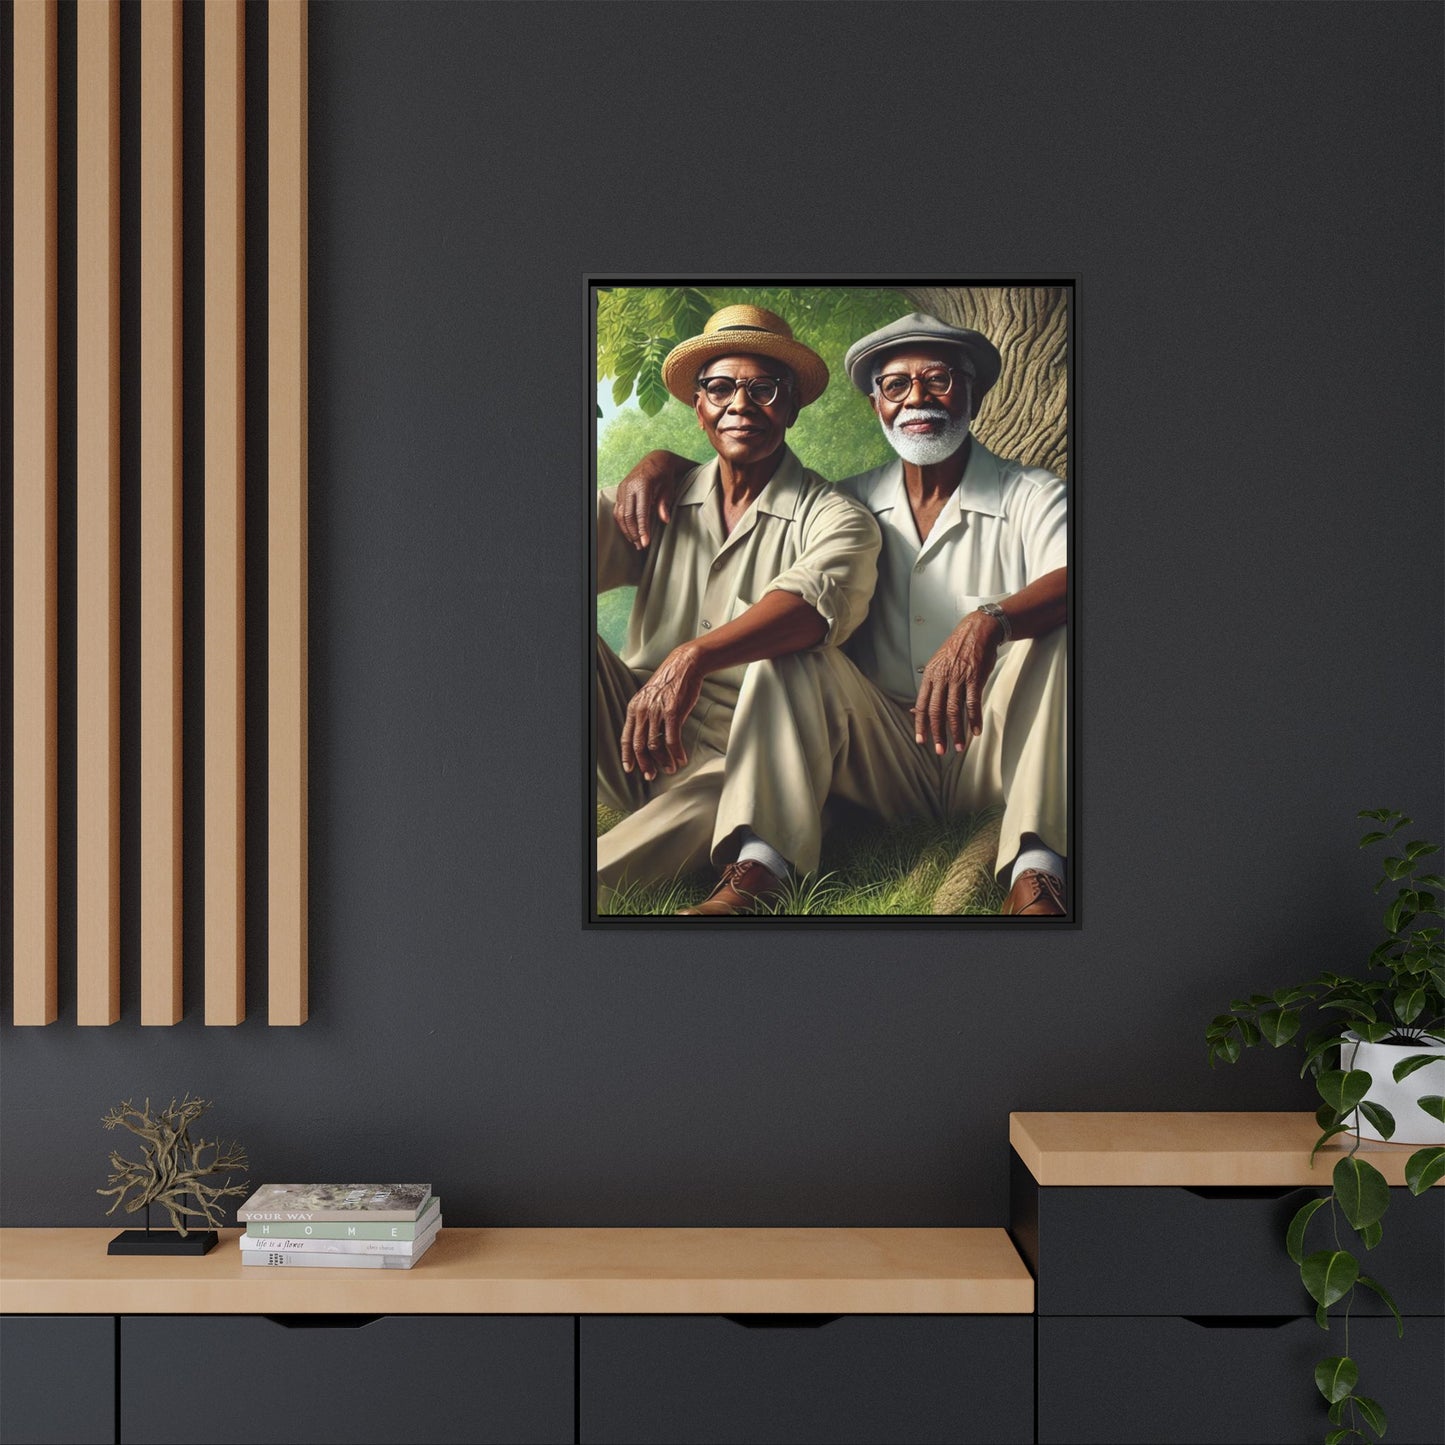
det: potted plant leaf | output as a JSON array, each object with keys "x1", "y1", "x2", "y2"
[{"x1": 1206, "y1": 808, "x2": 1445, "y2": 1445}]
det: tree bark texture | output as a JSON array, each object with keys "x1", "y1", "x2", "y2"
[{"x1": 898, "y1": 287, "x2": 1068, "y2": 479}]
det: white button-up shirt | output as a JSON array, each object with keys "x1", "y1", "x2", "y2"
[{"x1": 837, "y1": 439, "x2": 1068, "y2": 705}]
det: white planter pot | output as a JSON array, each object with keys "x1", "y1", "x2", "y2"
[{"x1": 1341, "y1": 1031, "x2": 1445, "y2": 1145}]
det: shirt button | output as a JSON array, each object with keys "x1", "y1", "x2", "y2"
[
  {"x1": 914, "y1": 616, "x2": 923, "y2": 624},
  {"x1": 701, "y1": 620, "x2": 711, "y2": 630},
  {"x1": 916, "y1": 665, "x2": 925, "y2": 674}
]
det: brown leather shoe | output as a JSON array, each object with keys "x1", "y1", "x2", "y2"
[
  {"x1": 1000, "y1": 868, "x2": 1067, "y2": 916},
  {"x1": 677, "y1": 860, "x2": 786, "y2": 917}
]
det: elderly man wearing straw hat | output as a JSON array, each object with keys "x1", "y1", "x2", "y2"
[
  {"x1": 614, "y1": 310, "x2": 1069, "y2": 917},
  {"x1": 596, "y1": 304, "x2": 880, "y2": 913}
]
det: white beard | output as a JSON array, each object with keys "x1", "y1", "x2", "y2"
[{"x1": 881, "y1": 405, "x2": 971, "y2": 466}]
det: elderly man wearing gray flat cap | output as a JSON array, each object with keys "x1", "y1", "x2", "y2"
[{"x1": 615, "y1": 310, "x2": 1069, "y2": 916}]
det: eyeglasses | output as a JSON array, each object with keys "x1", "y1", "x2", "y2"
[
  {"x1": 697, "y1": 375, "x2": 790, "y2": 408},
  {"x1": 875, "y1": 366, "x2": 970, "y2": 404}
]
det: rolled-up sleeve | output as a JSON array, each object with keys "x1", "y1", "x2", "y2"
[
  {"x1": 596, "y1": 485, "x2": 646, "y2": 594},
  {"x1": 764, "y1": 487, "x2": 881, "y2": 647}
]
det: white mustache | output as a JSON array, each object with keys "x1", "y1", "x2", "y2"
[{"x1": 892, "y1": 406, "x2": 950, "y2": 425}]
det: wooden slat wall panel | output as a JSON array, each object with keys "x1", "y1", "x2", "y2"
[
  {"x1": 204, "y1": 0, "x2": 245, "y2": 1024},
  {"x1": 11, "y1": 0, "x2": 59, "y2": 1026},
  {"x1": 9, "y1": 0, "x2": 309, "y2": 1026},
  {"x1": 268, "y1": 0, "x2": 308, "y2": 1024},
  {"x1": 75, "y1": 0, "x2": 121, "y2": 1026},
  {"x1": 139, "y1": 0, "x2": 183, "y2": 1025}
]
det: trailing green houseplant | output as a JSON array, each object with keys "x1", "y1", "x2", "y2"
[{"x1": 1206, "y1": 809, "x2": 1445, "y2": 1445}]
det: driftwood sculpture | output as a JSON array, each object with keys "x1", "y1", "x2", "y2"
[{"x1": 98, "y1": 1096, "x2": 249, "y2": 1236}]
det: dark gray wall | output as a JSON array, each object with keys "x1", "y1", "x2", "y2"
[{"x1": 3, "y1": 2, "x2": 1441, "y2": 1228}]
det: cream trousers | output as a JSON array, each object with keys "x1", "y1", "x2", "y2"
[{"x1": 595, "y1": 629, "x2": 1067, "y2": 897}]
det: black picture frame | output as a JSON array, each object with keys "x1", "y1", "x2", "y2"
[{"x1": 587, "y1": 278, "x2": 1076, "y2": 929}]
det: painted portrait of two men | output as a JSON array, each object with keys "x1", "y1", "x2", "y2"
[{"x1": 592, "y1": 282, "x2": 1072, "y2": 925}]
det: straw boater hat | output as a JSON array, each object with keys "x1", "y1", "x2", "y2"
[
  {"x1": 661, "y1": 304, "x2": 830, "y2": 408},
  {"x1": 843, "y1": 312, "x2": 1002, "y2": 410}
]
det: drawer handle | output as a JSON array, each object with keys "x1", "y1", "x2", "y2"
[
  {"x1": 723, "y1": 1315, "x2": 842, "y2": 1329},
  {"x1": 1183, "y1": 1316, "x2": 1296, "y2": 1330},
  {"x1": 263, "y1": 1314, "x2": 384, "y2": 1329},
  {"x1": 1180, "y1": 1187, "x2": 1309, "y2": 1201}
]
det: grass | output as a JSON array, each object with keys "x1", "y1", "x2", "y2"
[{"x1": 596, "y1": 804, "x2": 1006, "y2": 917}]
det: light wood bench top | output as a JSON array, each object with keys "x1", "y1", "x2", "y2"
[
  {"x1": 1010, "y1": 1112, "x2": 1441, "y2": 1187},
  {"x1": 0, "y1": 1227, "x2": 1034, "y2": 1315}
]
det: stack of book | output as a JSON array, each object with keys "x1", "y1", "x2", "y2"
[{"x1": 236, "y1": 1183, "x2": 441, "y2": 1269}]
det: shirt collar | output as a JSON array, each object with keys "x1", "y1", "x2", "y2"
[
  {"x1": 676, "y1": 444, "x2": 807, "y2": 519},
  {"x1": 869, "y1": 437, "x2": 1005, "y2": 520}
]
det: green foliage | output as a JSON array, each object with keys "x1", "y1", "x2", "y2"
[
  {"x1": 597, "y1": 807, "x2": 1005, "y2": 917},
  {"x1": 1204, "y1": 809, "x2": 1443, "y2": 1443},
  {"x1": 596, "y1": 284, "x2": 905, "y2": 485}
]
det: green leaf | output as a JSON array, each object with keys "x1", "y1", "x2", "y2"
[
  {"x1": 1416, "y1": 873, "x2": 1445, "y2": 891},
  {"x1": 1404, "y1": 840, "x2": 1440, "y2": 861},
  {"x1": 1358, "y1": 1101, "x2": 1395, "y2": 1139},
  {"x1": 1318, "y1": 1069, "x2": 1372, "y2": 1115},
  {"x1": 1357, "y1": 1219, "x2": 1383, "y2": 1250},
  {"x1": 1328, "y1": 1399, "x2": 1346, "y2": 1426},
  {"x1": 1356, "y1": 1276, "x2": 1403, "y2": 1337},
  {"x1": 1286, "y1": 1196, "x2": 1329, "y2": 1264},
  {"x1": 1316, "y1": 1299, "x2": 1329, "y2": 1330},
  {"x1": 1417, "y1": 1095, "x2": 1445, "y2": 1123},
  {"x1": 611, "y1": 371, "x2": 636, "y2": 407},
  {"x1": 1302, "y1": 1249, "x2": 1359, "y2": 1307},
  {"x1": 1386, "y1": 892, "x2": 1418, "y2": 934},
  {"x1": 1209, "y1": 1035, "x2": 1241, "y2": 1066},
  {"x1": 1333, "y1": 1157, "x2": 1390, "y2": 1230},
  {"x1": 1405, "y1": 1146, "x2": 1445, "y2": 1193},
  {"x1": 1358, "y1": 830, "x2": 1389, "y2": 847},
  {"x1": 1390, "y1": 1051, "x2": 1439, "y2": 1083},
  {"x1": 1324, "y1": 1428, "x2": 1365, "y2": 1445},
  {"x1": 635, "y1": 360, "x2": 669, "y2": 417},
  {"x1": 1357, "y1": 808, "x2": 1393, "y2": 821},
  {"x1": 1258, "y1": 1007, "x2": 1301, "y2": 1046},
  {"x1": 1315, "y1": 1355, "x2": 1358, "y2": 1404},
  {"x1": 1316, "y1": 1102, "x2": 1344, "y2": 1130},
  {"x1": 1354, "y1": 1394, "x2": 1388, "y2": 1437},
  {"x1": 1394, "y1": 988, "x2": 1426, "y2": 1025}
]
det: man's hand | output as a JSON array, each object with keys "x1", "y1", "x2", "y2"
[
  {"x1": 913, "y1": 610, "x2": 1004, "y2": 755},
  {"x1": 621, "y1": 644, "x2": 704, "y2": 782},
  {"x1": 615, "y1": 451, "x2": 686, "y2": 550}
]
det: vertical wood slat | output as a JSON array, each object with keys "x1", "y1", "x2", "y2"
[
  {"x1": 75, "y1": 0, "x2": 121, "y2": 1026},
  {"x1": 140, "y1": 0, "x2": 183, "y2": 1025},
  {"x1": 204, "y1": 0, "x2": 245, "y2": 1024},
  {"x1": 11, "y1": 0, "x2": 59, "y2": 1025},
  {"x1": 268, "y1": 0, "x2": 308, "y2": 1024}
]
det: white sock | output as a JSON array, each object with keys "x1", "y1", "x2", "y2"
[
  {"x1": 737, "y1": 832, "x2": 789, "y2": 882},
  {"x1": 1011, "y1": 839, "x2": 1065, "y2": 886}
]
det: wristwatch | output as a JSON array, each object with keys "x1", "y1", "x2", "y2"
[{"x1": 975, "y1": 601, "x2": 1012, "y2": 641}]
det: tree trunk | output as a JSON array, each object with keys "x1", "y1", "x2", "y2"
[{"x1": 897, "y1": 286, "x2": 1068, "y2": 479}]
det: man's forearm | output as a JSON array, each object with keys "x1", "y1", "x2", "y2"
[
  {"x1": 681, "y1": 590, "x2": 828, "y2": 676},
  {"x1": 987, "y1": 567, "x2": 1067, "y2": 641}
]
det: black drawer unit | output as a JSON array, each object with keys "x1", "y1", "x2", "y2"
[
  {"x1": 1037, "y1": 1315, "x2": 1445, "y2": 1445},
  {"x1": 579, "y1": 1314, "x2": 1033, "y2": 1444},
  {"x1": 0, "y1": 1316, "x2": 116, "y2": 1445},
  {"x1": 1010, "y1": 1150, "x2": 1445, "y2": 1316},
  {"x1": 1012, "y1": 1144, "x2": 1445, "y2": 1445},
  {"x1": 119, "y1": 1315, "x2": 574, "y2": 1444}
]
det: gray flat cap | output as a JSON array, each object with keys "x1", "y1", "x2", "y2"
[{"x1": 844, "y1": 312, "x2": 1002, "y2": 402}]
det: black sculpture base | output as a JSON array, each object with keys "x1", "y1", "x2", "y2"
[{"x1": 108, "y1": 1229, "x2": 218, "y2": 1256}]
